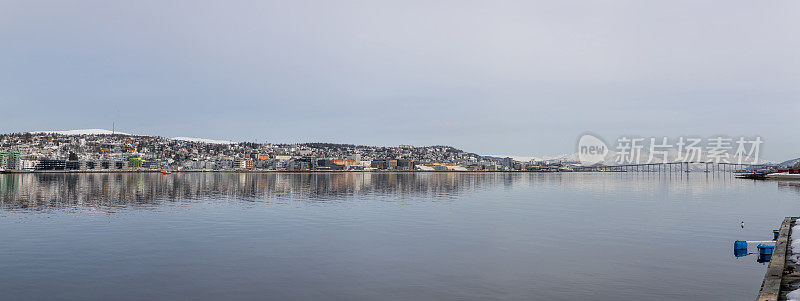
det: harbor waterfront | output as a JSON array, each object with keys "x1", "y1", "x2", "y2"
[
  {"x1": 1, "y1": 132, "x2": 778, "y2": 174},
  {"x1": 5, "y1": 0, "x2": 799, "y2": 299},
  {"x1": 1, "y1": 172, "x2": 798, "y2": 300}
]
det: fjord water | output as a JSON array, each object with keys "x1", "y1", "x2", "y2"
[{"x1": 1, "y1": 173, "x2": 798, "y2": 300}]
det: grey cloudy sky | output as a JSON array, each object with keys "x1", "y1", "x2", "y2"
[{"x1": 1, "y1": 0, "x2": 799, "y2": 159}]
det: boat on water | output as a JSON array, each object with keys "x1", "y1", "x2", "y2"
[
  {"x1": 161, "y1": 171, "x2": 172, "y2": 175},
  {"x1": 764, "y1": 172, "x2": 800, "y2": 180},
  {"x1": 735, "y1": 172, "x2": 767, "y2": 179},
  {"x1": 736, "y1": 169, "x2": 800, "y2": 180}
]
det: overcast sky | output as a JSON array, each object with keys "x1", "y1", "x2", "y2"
[{"x1": 1, "y1": 0, "x2": 798, "y2": 159}]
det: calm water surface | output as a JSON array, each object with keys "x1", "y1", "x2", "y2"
[{"x1": 1, "y1": 172, "x2": 798, "y2": 300}]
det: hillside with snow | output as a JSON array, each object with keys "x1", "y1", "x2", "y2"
[
  {"x1": 28, "y1": 129, "x2": 235, "y2": 145},
  {"x1": 31, "y1": 129, "x2": 131, "y2": 135}
]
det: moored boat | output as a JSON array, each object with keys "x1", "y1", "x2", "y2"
[
  {"x1": 735, "y1": 172, "x2": 767, "y2": 179},
  {"x1": 764, "y1": 172, "x2": 800, "y2": 180}
]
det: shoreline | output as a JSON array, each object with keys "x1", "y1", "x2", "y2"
[{"x1": 0, "y1": 169, "x2": 563, "y2": 174}]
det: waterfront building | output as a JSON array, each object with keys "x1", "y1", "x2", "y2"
[
  {"x1": 415, "y1": 164, "x2": 435, "y2": 171},
  {"x1": 331, "y1": 158, "x2": 357, "y2": 169},
  {"x1": 483, "y1": 163, "x2": 499, "y2": 171},
  {"x1": 181, "y1": 160, "x2": 196, "y2": 170},
  {"x1": 0, "y1": 152, "x2": 21, "y2": 170},
  {"x1": 288, "y1": 160, "x2": 310, "y2": 170},
  {"x1": 128, "y1": 157, "x2": 144, "y2": 168},
  {"x1": 106, "y1": 160, "x2": 128, "y2": 169},
  {"x1": 255, "y1": 159, "x2": 274, "y2": 169},
  {"x1": 233, "y1": 158, "x2": 253, "y2": 169},
  {"x1": 183, "y1": 160, "x2": 214, "y2": 170},
  {"x1": 501, "y1": 157, "x2": 515, "y2": 170},
  {"x1": 66, "y1": 161, "x2": 81, "y2": 170},
  {"x1": 37, "y1": 160, "x2": 67, "y2": 170},
  {"x1": 217, "y1": 159, "x2": 234, "y2": 170},
  {"x1": 21, "y1": 159, "x2": 38, "y2": 171},
  {"x1": 274, "y1": 155, "x2": 293, "y2": 161},
  {"x1": 397, "y1": 160, "x2": 415, "y2": 171},
  {"x1": 243, "y1": 158, "x2": 254, "y2": 169},
  {"x1": 430, "y1": 164, "x2": 449, "y2": 171},
  {"x1": 316, "y1": 158, "x2": 345, "y2": 170},
  {"x1": 85, "y1": 161, "x2": 98, "y2": 170},
  {"x1": 371, "y1": 159, "x2": 398, "y2": 170},
  {"x1": 467, "y1": 164, "x2": 483, "y2": 171}
]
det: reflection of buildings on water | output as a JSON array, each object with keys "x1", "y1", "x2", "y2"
[
  {"x1": 0, "y1": 173, "x2": 514, "y2": 210},
  {"x1": 778, "y1": 181, "x2": 800, "y2": 195},
  {"x1": 0, "y1": 172, "x2": 774, "y2": 211}
]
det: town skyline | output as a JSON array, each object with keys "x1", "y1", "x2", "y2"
[
  {"x1": 0, "y1": 129, "x2": 789, "y2": 174},
  {"x1": 8, "y1": 128, "x2": 786, "y2": 164}
]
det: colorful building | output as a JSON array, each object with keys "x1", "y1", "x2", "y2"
[{"x1": 128, "y1": 157, "x2": 145, "y2": 168}]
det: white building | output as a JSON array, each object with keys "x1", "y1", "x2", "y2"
[{"x1": 21, "y1": 159, "x2": 38, "y2": 171}]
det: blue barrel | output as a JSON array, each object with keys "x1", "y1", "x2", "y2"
[
  {"x1": 734, "y1": 240, "x2": 748, "y2": 250},
  {"x1": 758, "y1": 245, "x2": 775, "y2": 263}
]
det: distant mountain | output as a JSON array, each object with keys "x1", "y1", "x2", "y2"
[
  {"x1": 496, "y1": 150, "x2": 777, "y2": 166},
  {"x1": 31, "y1": 129, "x2": 131, "y2": 135},
  {"x1": 489, "y1": 153, "x2": 578, "y2": 162},
  {"x1": 778, "y1": 158, "x2": 800, "y2": 168},
  {"x1": 489, "y1": 155, "x2": 539, "y2": 162}
]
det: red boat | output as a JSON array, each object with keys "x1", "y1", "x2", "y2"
[{"x1": 161, "y1": 171, "x2": 172, "y2": 175}]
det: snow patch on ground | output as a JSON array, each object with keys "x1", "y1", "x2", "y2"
[
  {"x1": 790, "y1": 224, "x2": 800, "y2": 264},
  {"x1": 31, "y1": 129, "x2": 131, "y2": 135},
  {"x1": 172, "y1": 137, "x2": 235, "y2": 144},
  {"x1": 787, "y1": 224, "x2": 800, "y2": 301}
]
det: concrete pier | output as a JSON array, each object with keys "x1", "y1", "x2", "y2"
[{"x1": 756, "y1": 217, "x2": 799, "y2": 301}]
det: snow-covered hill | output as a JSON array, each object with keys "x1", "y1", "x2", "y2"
[
  {"x1": 29, "y1": 129, "x2": 234, "y2": 144},
  {"x1": 31, "y1": 129, "x2": 131, "y2": 135}
]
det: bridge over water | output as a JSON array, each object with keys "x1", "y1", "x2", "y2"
[{"x1": 574, "y1": 162, "x2": 776, "y2": 173}]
